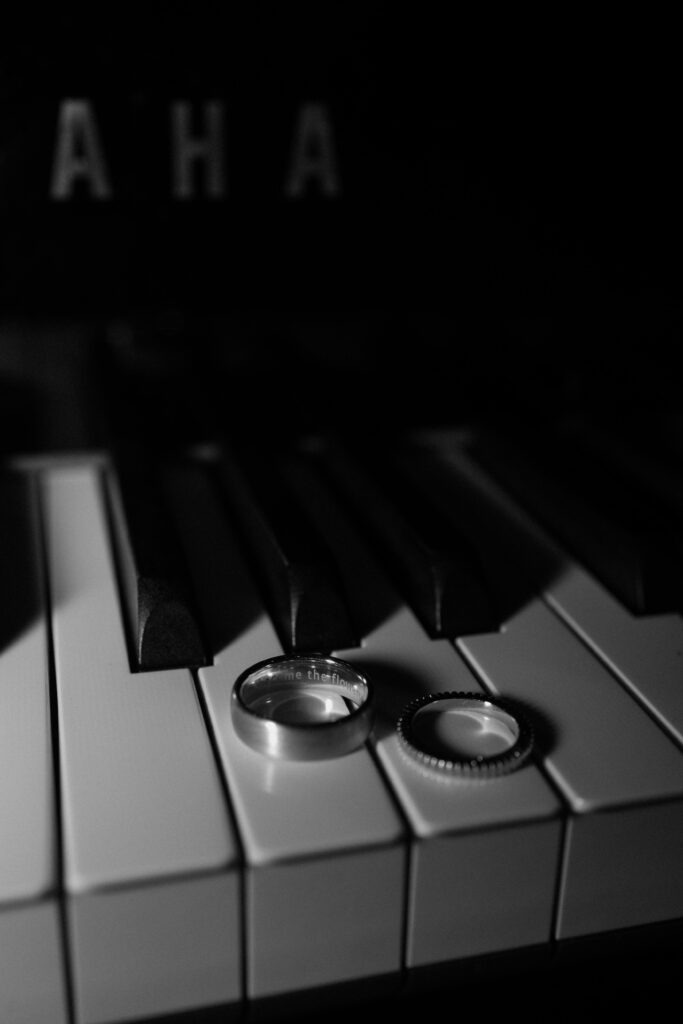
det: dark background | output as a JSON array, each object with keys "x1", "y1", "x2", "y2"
[{"x1": 2, "y1": 10, "x2": 681, "y2": 438}]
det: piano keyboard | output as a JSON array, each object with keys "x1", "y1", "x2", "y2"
[{"x1": 2, "y1": 431, "x2": 682, "y2": 1024}]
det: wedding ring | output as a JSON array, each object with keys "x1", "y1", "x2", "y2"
[
  {"x1": 231, "y1": 654, "x2": 373, "y2": 760},
  {"x1": 397, "y1": 691, "x2": 533, "y2": 778}
]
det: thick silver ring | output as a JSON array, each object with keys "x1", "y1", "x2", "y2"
[
  {"x1": 231, "y1": 654, "x2": 373, "y2": 760},
  {"x1": 397, "y1": 691, "x2": 533, "y2": 778}
]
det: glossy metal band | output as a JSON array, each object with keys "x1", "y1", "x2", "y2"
[
  {"x1": 231, "y1": 654, "x2": 373, "y2": 761},
  {"x1": 396, "y1": 691, "x2": 534, "y2": 778}
]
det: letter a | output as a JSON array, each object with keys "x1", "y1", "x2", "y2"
[
  {"x1": 50, "y1": 100, "x2": 111, "y2": 200},
  {"x1": 285, "y1": 103, "x2": 341, "y2": 198}
]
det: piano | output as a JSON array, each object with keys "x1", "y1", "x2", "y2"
[
  {"x1": 2, "y1": 17, "x2": 682, "y2": 1022},
  {"x1": 1, "y1": 319, "x2": 682, "y2": 1024}
]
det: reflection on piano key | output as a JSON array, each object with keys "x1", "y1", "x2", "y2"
[
  {"x1": 215, "y1": 446, "x2": 357, "y2": 653},
  {"x1": 166, "y1": 462, "x2": 405, "y2": 1001},
  {"x1": 107, "y1": 452, "x2": 208, "y2": 670},
  {"x1": 68, "y1": 877, "x2": 240, "y2": 1024},
  {"x1": 0, "y1": 473, "x2": 68, "y2": 1021},
  {"x1": 286, "y1": 455, "x2": 564, "y2": 967},
  {"x1": 42, "y1": 464, "x2": 241, "y2": 1022},
  {"x1": 0, "y1": 903, "x2": 69, "y2": 1024}
]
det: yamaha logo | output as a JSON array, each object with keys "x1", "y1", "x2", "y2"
[{"x1": 50, "y1": 99, "x2": 342, "y2": 201}]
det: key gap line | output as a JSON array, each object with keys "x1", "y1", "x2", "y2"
[
  {"x1": 549, "y1": 808, "x2": 570, "y2": 946},
  {"x1": 191, "y1": 666, "x2": 249, "y2": 1015},
  {"x1": 451, "y1": 638, "x2": 570, "y2": 959},
  {"x1": 450, "y1": 641, "x2": 571, "y2": 810},
  {"x1": 34, "y1": 469, "x2": 77, "y2": 1024},
  {"x1": 542, "y1": 591, "x2": 683, "y2": 753},
  {"x1": 363, "y1": 737, "x2": 413, "y2": 988}
]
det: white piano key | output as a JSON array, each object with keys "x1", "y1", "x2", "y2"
[
  {"x1": 282, "y1": 456, "x2": 563, "y2": 968},
  {"x1": 42, "y1": 464, "x2": 241, "y2": 1022},
  {"x1": 434, "y1": 437, "x2": 683, "y2": 750},
  {"x1": 459, "y1": 599, "x2": 683, "y2": 939},
  {"x1": 0, "y1": 475, "x2": 54, "y2": 902},
  {"x1": 545, "y1": 567, "x2": 683, "y2": 747},
  {"x1": 167, "y1": 464, "x2": 405, "y2": 999},
  {"x1": 0, "y1": 902, "x2": 69, "y2": 1024},
  {"x1": 68, "y1": 875, "x2": 239, "y2": 1024},
  {"x1": 0, "y1": 475, "x2": 68, "y2": 1022},
  {"x1": 339, "y1": 614, "x2": 562, "y2": 967}
]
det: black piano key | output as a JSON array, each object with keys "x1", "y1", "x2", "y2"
[
  {"x1": 545, "y1": 424, "x2": 683, "y2": 611},
  {"x1": 388, "y1": 434, "x2": 559, "y2": 624},
  {"x1": 107, "y1": 453, "x2": 208, "y2": 671},
  {"x1": 279, "y1": 452, "x2": 401, "y2": 642},
  {"x1": 562, "y1": 414, "x2": 683, "y2": 520},
  {"x1": 215, "y1": 446, "x2": 357, "y2": 653},
  {"x1": 470, "y1": 426, "x2": 683, "y2": 615},
  {"x1": 309, "y1": 439, "x2": 498, "y2": 638},
  {"x1": 0, "y1": 472, "x2": 41, "y2": 653}
]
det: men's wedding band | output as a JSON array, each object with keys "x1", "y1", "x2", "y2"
[{"x1": 231, "y1": 654, "x2": 373, "y2": 761}]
